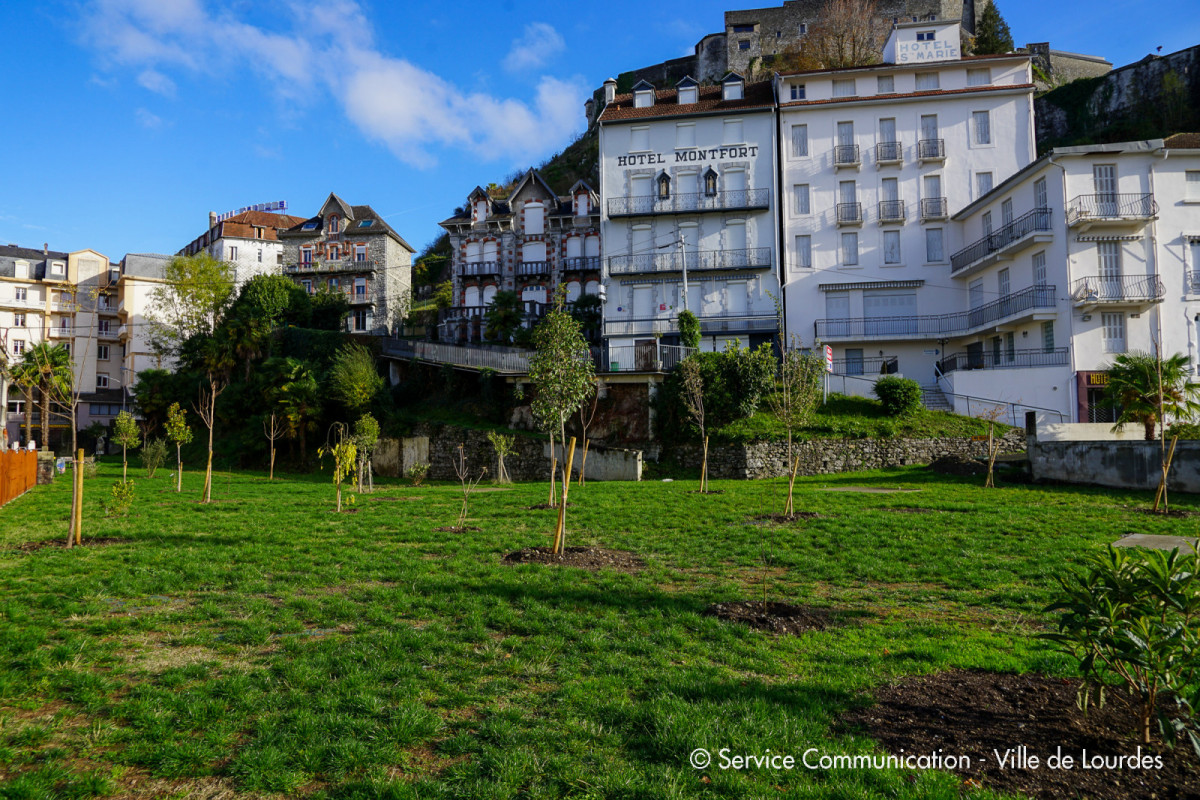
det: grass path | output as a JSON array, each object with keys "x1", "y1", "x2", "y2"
[{"x1": 1, "y1": 461, "x2": 1196, "y2": 799}]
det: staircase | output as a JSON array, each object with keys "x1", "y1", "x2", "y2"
[{"x1": 921, "y1": 384, "x2": 952, "y2": 412}]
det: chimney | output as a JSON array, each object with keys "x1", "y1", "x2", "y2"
[
  {"x1": 209, "y1": 211, "x2": 218, "y2": 228},
  {"x1": 603, "y1": 78, "x2": 617, "y2": 105},
  {"x1": 43, "y1": 242, "x2": 48, "y2": 255}
]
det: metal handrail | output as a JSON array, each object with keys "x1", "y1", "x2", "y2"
[
  {"x1": 285, "y1": 259, "x2": 377, "y2": 273},
  {"x1": 604, "y1": 313, "x2": 777, "y2": 336},
  {"x1": 918, "y1": 138, "x2": 945, "y2": 159},
  {"x1": 1066, "y1": 193, "x2": 1157, "y2": 224},
  {"x1": 516, "y1": 261, "x2": 551, "y2": 277},
  {"x1": 562, "y1": 257, "x2": 601, "y2": 271},
  {"x1": 830, "y1": 355, "x2": 898, "y2": 375},
  {"x1": 607, "y1": 188, "x2": 770, "y2": 217},
  {"x1": 833, "y1": 144, "x2": 860, "y2": 165},
  {"x1": 937, "y1": 347, "x2": 1069, "y2": 374},
  {"x1": 460, "y1": 261, "x2": 501, "y2": 277},
  {"x1": 836, "y1": 202, "x2": 863, "y2": 224},
  {"x1": 933, "y1": 388, "x2": 1068, "y2": 425},
  {"x1": 594, "y1": 344, "x2": 696, "y2": 373},
  {"x1": 1070, "y1": 274, "x2": 1165, "y2": 303},
  {"x1": 950, "y1": 208, "x2": 1052, "y2": 272},
  {"x1": 920, "y1": 197, "x2": 948, "y2": 219},
  {"x1": 608, "y1": 247, "x2": 772, "y2": 275},
  {"x1": 875, "y1": 141, "x2": 902, "y2": 162},
  {"x1": 814, "y1": 284, "x2": 1057, "y2": 339},
  {"x1": 877, "y1": 200, "x2": 905, "y2": 222}
]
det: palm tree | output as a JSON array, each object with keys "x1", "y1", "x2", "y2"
[
  {"x1": 22, "y1": 343, "x2": 73, "y2": 449},
  {"x1": 273, "y1": 359, "x2": 322, "y2": 464},
  {"x1": 5, "y1": 357, "x2": 38, "y2": 446},
  {"x1": 1103, "y1": 351, "x2": 1200, "y2": 440},
  {"x1": 483, "y1": 290, "x2": 524, "y2": 344}
]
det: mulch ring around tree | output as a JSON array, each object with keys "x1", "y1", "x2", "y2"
[
  {"x1": 434, "y1": 526, "x2": 482, "y2": 533},
  {"x1": 687, "y1": 489, "x2": 726, "y2": 495},
  {"x1": 703, "y1": 601, "x2": 840, "y2": 635},
  {"x1": 501, "y1": 546, "x2": 644, "y2": 574},
  {"x1": 526, "y1": 503, "x2": 575, "y2": 511},
  {"x1": 748, "y1": 511, "x2": 823, "y2": 524},
  {"x1": 928, "y1": 454, "x2": 988, "y2": 476},
  {"x1": 840, "y1": 669, "x2": 1200, "y2": 800},
  {"x1": 9, "y1": 537, "x2": 128, "y2": 552}
]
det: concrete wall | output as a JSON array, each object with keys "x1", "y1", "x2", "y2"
[
  {"x1": 1028, "y1": 437, "x2": 1200, "y2": 493},
  {"x1": 1037, "y1": 422, "x2": 1145, "y2": 442},
  {"x1": 671, "y1": 430, "x2": 1025, "y2": 479}
]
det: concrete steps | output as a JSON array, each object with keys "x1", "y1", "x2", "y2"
[{"x1": 921, "y1": 385, "x2": 952, "y2": 412}]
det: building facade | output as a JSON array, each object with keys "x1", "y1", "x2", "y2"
[
  {"x1": 279, "y1": 194, "x2": 415, "y2": 335},
  {"x1": 437, "y1": 170, "x2": 602, "y2": 343},
  {"x1": 179, "y1": 210, "x2": 307, "y2": 287},
  {"x1": 778, "y1": 21, "x2": 1037, "y2": 379},
  {"x1": 597, "y1": 73, "x2": 781, "y2": 357}
]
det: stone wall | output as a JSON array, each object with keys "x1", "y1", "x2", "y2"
[{"x1": 670, "y1": 430, "x2": 1025, "y2": 479}]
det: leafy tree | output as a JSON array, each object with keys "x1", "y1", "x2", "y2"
[
  {"x1": 310, "y1": 286, "x2": 351, "y2": 331},
  {"x1": 20, "y1": 343, "x2": 72, "y2": 450},
  {"x1": 973, "y1": 0, "x2": 1014, "y2": 55},
  {"x1": 112, "y1": 410, "x2": 141, "y2": 482},
  {"x1": 273, "y1": 359, "x2": 323, "y2": 464},
  {"x1": 141, "y1": 437, "x2": 168, "y2": 478},
  {"x1": 132, "y1": 369, "x2": 177, "y2": 436},
  {"x1": 231, "y1": 274, "x2": 311, "y2": 328},
  {"x1": 677, "y1": 310, "x2": 701, "y2": 350},
  {"x1": 768, "y1": 336, "x2": 826, "y2": 515},
  {"x1": 484, "y1": 290, "x2": 524, "y2": 344},
  {"x1": 1103, "y1": 352, "x2": 1200, "y2": 441},
  {"x1": 164, "y1": 402, "x2": 193, "y2": 493},
  {"x1": 328, "y1": 344, "x2": 383, "y2": 415},
  {"x1": 148, "y1": 253, "x2": 235, "y2": 355},
  {"x1": 528, "y1": 300, "x2": 596, "y2": 553},
  {"x1": 318, "y1": 422, "x2": 357, "y2": 513},
  {"x1": 775, "y1": 0, "x2": 888, "y2": 71},
  {"x1": 487, "y1": 430, "x2": 516, "y2": 484},
  {"x1": 431, "y1": 281, "x2": 453, "y2": 311},
  {"x1": 353, "y1": 414, "x2": 380, "y2": 493},
  {"x1": 223, "y1": 316, "x2": 270, "y2": 381},
  {"x1": 678, "y1": 357, "x2": 709, "y2": 491},
  {"x1": 193, "y1": 338, "x2": 235, "y2": 503}
]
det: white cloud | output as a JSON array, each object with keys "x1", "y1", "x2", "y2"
[
  {"x1": 502, "y1": 23, "x2": 566, "y2": 74},
  {"x1": 137, "y1": 68, "x2": 176, "y2": 96},
  {"x1": 135, "y1": 108, "x2": 165, "y2": 129},
  {"x1": 78, "y1": 1, "x2": 585, "y2": 167}
]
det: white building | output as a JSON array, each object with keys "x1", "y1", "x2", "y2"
[
  {"x1": 115, "y1": 252, "x2": 174, "y2": 383},
  {"x1": 597, "y1": 73, "x2": 781, "y2": 361},
  {"x1": 776, "y1": 20, "x2": 1036, "y2": 378},
  {"x1": 180, "y1": 210, "x2": 307, "y2": 288},
  {"x1": 947, "y1": 135, "x2": 1200, "y2": 422}
]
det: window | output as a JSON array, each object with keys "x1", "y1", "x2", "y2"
[
  {"x1": 976, "y1": 172, "x2": 993, "y2": 197},
  {"x1": 798, "y1": 23, "x2": 807, "y2": 34},
  {"x1": 329, "y1": 245, "x2": 340, "y2": 261},
  {"x1": 926, "y1": 228, "x2": 945, "y2": 262},
  {"x1": 630, "y1": 127, "x2": 649, "y2": 151},
  {"x1": 723, "y1": 119, "x2": 744, "y2": 144},
  {"x1": 967, "y1": 68, "x2": 990, "y2": 86},
  {"x1": 353, "y1": 308, "x2": 367, "y2": 331},
  {"x1": 738, "y1": 40, "x2": 750, "y2": 50},
  {"x1": 97, "y1": 374, "x2": 109, "y2": 389},
  {"x1": 732, "y1": 23, "x2": 754, "y2": 33},
  {"x1": 15, "y1": 288, "x2": 26, "y2": 301},
  {"x1": 982, "y1": 211, "x2": 993, "y2": 236},
  {"x1": 790, "y1": 84, "x2": 806, "y2": 100},
  {"x1": 883, "y1": 230, "x2": 901, "y2": 264},
  {"x1": 832, "y1": 79, "x2": 856, "y2": 97},
  {"x1": 790, "y1": 124, "x2": 808, "y2": 157},
  {"x1": 51, "y1": 262, "x2": 64, "y2": 276},
  {"x1": 841, "y1": 232, "x2": 859, "y2": 266},
  {"x1": 676, "y1": 123, "x2": 695, "y2": 148},
  {"x1": 795, "y1": 235, "x2": 812, "y2": 268},
  {"x1": 13, "y1": 313, "x2": 24, "y2": 327},
  {"x1": 998, "y1": 267, "x2": 1010, "y2": 297},
  {"x1": 1034, "y1": 177, "x2": 1048, "y2": 209},
  {"x1": 98, "y1": 319, "x2": 111, "y2": 335},
  {"x1": 1102, "y1": 312, "x2": 1126, "y2": 353},
  {"x1": 920, "y1": 113, "x2": 939, "y2": 141},
  {"x1": 1033, "y1": 251, "x2": 1047, "y2": 285},
  {"x1": 916, "y1": 30, "x2": 935, "y2": 41},
  {"x1": 329, "y1": 215, "x2": 340, "y2": 234},
  {"x1": 525, "y1": 202, "x2": 545, "y2": 234},
  {"x1": 355, "y1": 278, "x2": 367, "y2": 298},
  {"x1": 358, "y1": 219, "x2": 374, "y2": 228},
  {"x1": 1001, "y1": 198, "x2": 1014, "y2": 227},
  {"x1": 679, "y1": 85, "x2": 698, "y2": 104},
  {"x1": 1186, "y1": 171, "x2": 1200, "y2": 201},
  {"x1": 228, "y1": 246, "x2": 238, "y2": 261},
  {"x1": 355, "y1": 245, "x2": 367, "y2": 262},
  {"x1": 328, "y1": 278, "x2": 339, "y2": 291},
  {"x1": 301, "y1": 248, "x2": 313, "y2": 264},
  {"x1": 915, "y1": 72, "x2": 939, "y2": 91},
  {"x1": 12, "y1": 339, "x2": 24, "y2": 355},
  {"x1": 969, "y1": 279, "x2": 984, "y2": 309},
  {"x1": 1005, "y1": 331, "x2": 1016, "y2": 363},
  {"x1": 792, "y1": 184, "x2": 810, "y2": 215},
  {"x1": 257, "y1": 249, "x2": 263, "y2": 263},
  {"x1": 879, "y1": 117, "x2": 897, "y2": 144},
  {"x1": 877, "y1": 75, "x2": 894, "y2": 93},
  {"x1": 97, "y1": 345, "x2": 109, "y2": 360},
  {"x1": 302, "y1": 221, "x2": 318, "y2": 231},
  {"x1": 972, "y1": 110, "x2": 991, "y2": 145},
  {"x1": 302, "y1": 279, "x2": 312, "y2": 294},
  {"x1": 1042, "y1": 321, "x2": 1055, "y2": 353}
]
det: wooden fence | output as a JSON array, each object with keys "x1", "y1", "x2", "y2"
[{"x1": 0, "y1": 450, "x2": 37, "y2": 508}]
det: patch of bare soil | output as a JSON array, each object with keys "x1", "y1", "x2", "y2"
[
  {"x1": 502, "y1": 546, "x2": 644, "y2": 573},
  {"x1": 841, "y1": 670, "x2": 1200, "y2": 800},
  {"x1": 9, "y1": 537, "x2": 127, "y2": 552},
  {"x1": 687, "y1": 489, "x2": 726, "y2": 495},
  {"x1": 885, "y1": 507, "x2": 972, "y2": 514},
  {"x1": 703, "y1": 600, "x2": 839, "y2": 635},
  {"x1": 749, "y1": 512, "x2": 822, "y2": 524},
  {"x1": 370, "y1": 496, "x2": 424, "y2": 502},
  {"x1": 1131, "y1": 507, "x2": 1199, "y2": 519},
  {"x1": 928, "y1": 454, "x2": 987, "y2": 476},
  {"x1": 471, "y1": 488, "x2": 512, "y2": 492},
  {"x1": 434, "y1": 526, "x2": 482, "y2": 532},
  {"x1": 527, "y1": 503, "x2": 574, "y2": 510}
]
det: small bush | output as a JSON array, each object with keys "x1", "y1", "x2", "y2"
[
  {"x1": 873, "y1": 376, "x2": 923, "y2": 417},
  {"x1": 104, "y1": 480, "x2": 135, "y2": 518},
  {"x1": 406, "y1": 462, "x2": 430, "y2": 487},
  {"x1": 141, "y1": 438, "x2": 168, "y2": 478},
  {"x1": 1166, "y1": 421, "x2": 1200, "y2": 439}
]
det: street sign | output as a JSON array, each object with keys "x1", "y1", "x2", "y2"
[{"x1": 824, "y1": 344, "x2": 833, "y2": 373}]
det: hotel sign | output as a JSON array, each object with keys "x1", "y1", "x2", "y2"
[
  {"x1": 895, "y1": 40, "x2": 961, "y2": 64},
  {"x1": 616, "y1": 145, "x2": 760, "y2": 167}
]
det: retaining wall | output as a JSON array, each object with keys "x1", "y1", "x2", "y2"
[{"x1": 1028, "y1": 436, "x2": 1200, "y2": 493}]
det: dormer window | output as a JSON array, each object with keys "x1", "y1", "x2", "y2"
[
  {"x1": 657, "y1": 173, "x2": 671, "y2": 200},
  {"x1": 632, "y1": 80, "x2": 655, "y2": 108},
  {"x1": 677, "y1": 76, "x2": 699, "y2": 105},
  {"x1": 575, "y1": 193, "x2": 590, "y2": 216},
  {"x1": 703, "y1": 168, "x2": 718, "y2": 197},
  {"x1": 722, "y1": 74, "x2": 744, "y2": 101},
  {"x1": 329, "y1": 215, "x2": 340, "y2": 234},
  {"x1": 474, "y1": 199, "x2": 488, "y2": 222}
]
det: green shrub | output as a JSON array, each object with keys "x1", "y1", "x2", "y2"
[
  {"x1": 1044, "y1": 547, "x2": 1200, "y2": 753},
  {"x1": 141, "y1": 438, "x2": 168, "y2": 478},
  {"x1": 1166, "y1": 422, "x2": 1200, "y2": 439},
  {"x1": 873, "y1": 376, "x2": 923, "y2": 417},
  {"x1": 406, "y1": 463, "x2": 430, "y2": 487},
  {"x1": 104, "y1": 480, "x2": 135, "y2": 518},
  {"x1": 677, "y1": 310, "x2": 700, "y2": 349},
  {"x1": 659, "y1": 343, "x2": 776, "y2": 440}
]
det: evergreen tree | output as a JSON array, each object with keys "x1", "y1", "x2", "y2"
[{"x1": 974, "y1": 1, "x2": 1014, "y2": 55}]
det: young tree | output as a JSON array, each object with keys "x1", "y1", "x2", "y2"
[
  {"x1": 329, "y1": 343, "x2": 384, "y2": 416},
  {"x1": 973, "y1": 0, "x2": 1015, "y2": 55},
  {"x1": 487, "y1": 430, "x2": 516, "y2": 484},
  {"x1": 451, "y1": 443, "x2": 487, "y2": 531},
  {"x1": 678, "y1": 357, "x2": 709, "y2": 492},
  {"x1": 318, "y1": 422, "x2": 358, "y2": 513},
  {"x1": 193, "y1": 340, "x2": 234, "y2": 504},
  {"x1": 164, "y1": 402, "x2": 193, "y2": 492},
  {"x1": 528, "y1": 299, "x2": 596, "y2": 553},
  {"x1": 767, "y1": 336, "x2": 825, "y2": 515},
  {"x1": 775, "y1": 0, "x2": 889, "y2": 72},
  {"x1": 112, "y1": 410, "x2": 141, "y2": 482},
  {"x1": 353, "y1": 414, "x2": 380, "y2": 493},
  {"x1": 148, "y1": 253, "x2": 235, "y2": 356},
  {"x1": 262, "y1": 410, "x2": 283, "y2": 481}
]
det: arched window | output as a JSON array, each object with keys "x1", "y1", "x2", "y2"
[
  {"x1": 328, "y1": 215, "x2": 340, "y2": 234},
  {"x1": 657, "y1": 173, "x2": 671, "y2": 199},
  {"x1": 703, "y1": 168, "x2": 718, "y2": 197}
]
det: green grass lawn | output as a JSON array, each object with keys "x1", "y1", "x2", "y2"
[{"x1": 1, "y1": 460, "x2": 1196, "y2": 799}]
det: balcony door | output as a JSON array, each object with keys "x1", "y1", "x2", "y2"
[
  {"x1": 725, "y1": 169, "x2": 747, "y2": 207},
  {"x1": 920, "y1": 114, "x2": 938, "y2": 142},
  {"x1": 632, "y1": 286, "x2": 653, "y2": 319},
  {"x1": 1097, "y1": 242, "x2": 1122, "y2": 300},
  {"x1": 1093, "y1": 164, "x2": 1118, "y2": 216}
]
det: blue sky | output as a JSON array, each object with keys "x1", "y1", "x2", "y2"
[{"x1": 2, "y1": 0, "x2": 1197, "y2": 262}]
